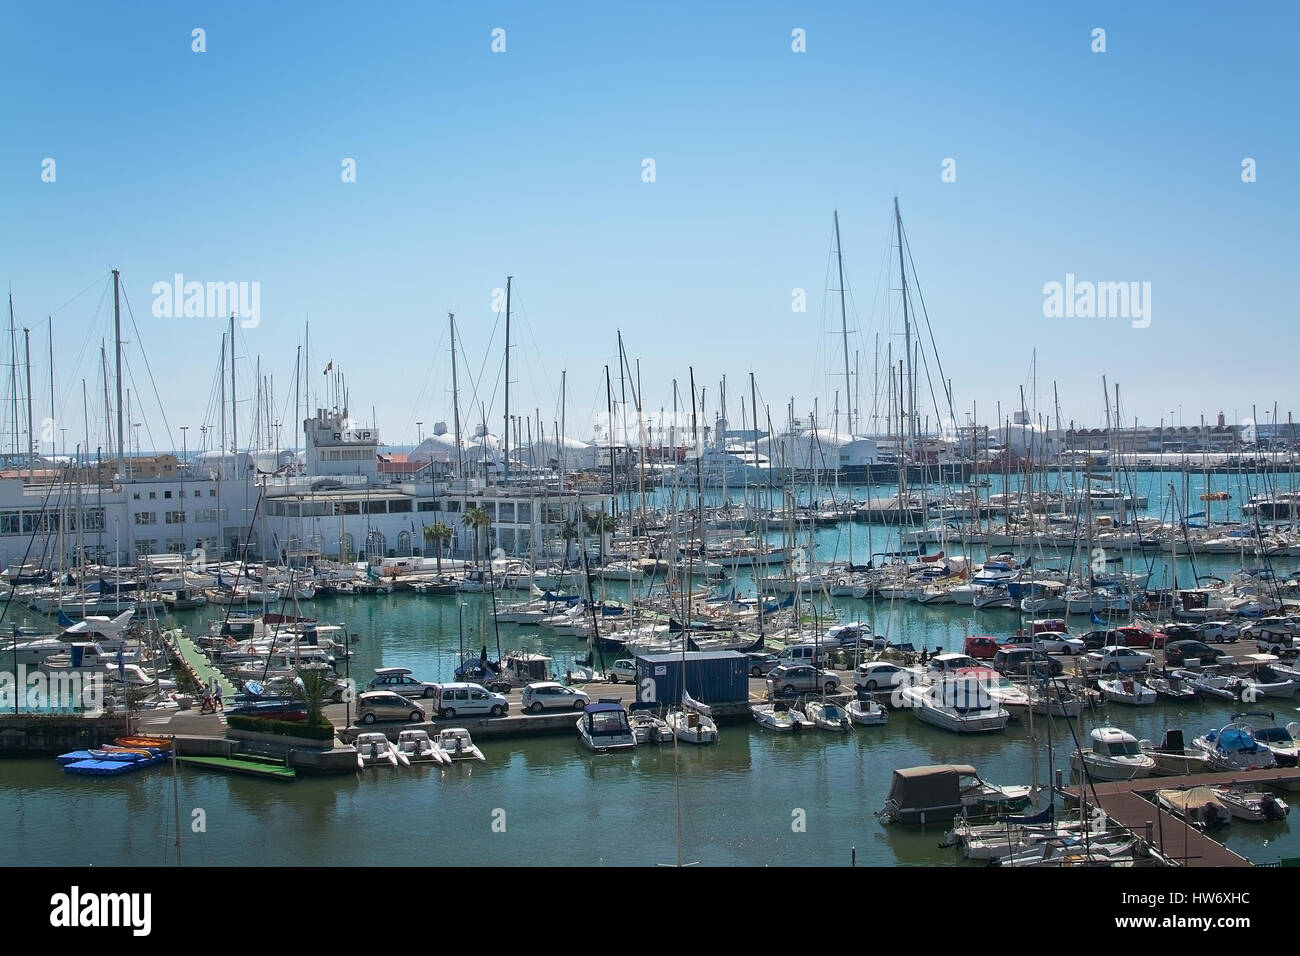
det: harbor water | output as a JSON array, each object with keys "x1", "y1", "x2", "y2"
[{"x1": 2, "y1": 469, "x2": 1297, "y2": 866}]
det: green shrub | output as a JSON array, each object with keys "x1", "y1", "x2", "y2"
[{"x1": 226, "y1": 714, "x2": 335, "y2": 741}]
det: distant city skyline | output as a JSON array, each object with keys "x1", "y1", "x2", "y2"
[{"x1": 2, "y1": 3, "x2": 1295, "y2": 456}]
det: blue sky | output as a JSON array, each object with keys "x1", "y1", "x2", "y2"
[{"x1": 2, "y1": 1, "x2": 1295, "y2": 455}]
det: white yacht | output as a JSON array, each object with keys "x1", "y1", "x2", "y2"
[{"x1": 1070, "y1": 727, "x2": 1156, "y2": 781}]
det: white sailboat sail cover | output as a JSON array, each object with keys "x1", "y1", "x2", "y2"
[{"x1": 682, "y1": 690, "x2": 712, "y2": 716}]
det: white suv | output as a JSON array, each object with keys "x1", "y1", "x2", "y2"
[{"x1": 606, "y1": 659, "x2": 637, "y2": 683}]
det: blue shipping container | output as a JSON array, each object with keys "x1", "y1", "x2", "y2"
[{"x1": 634, "y1": 651, "x2": 748, "y2": 708}]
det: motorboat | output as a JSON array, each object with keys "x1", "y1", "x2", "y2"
[
  {"x1": 805, "y1": 700, "x2": 850, "y2": 732},
  {"x1": 576, "y1": 702, "x2": 637, "y2": 752},
  {"x1": 396, "y1": 729, "x2": 449, "y2": 765},
  {"x1": 1211, "y1": 785, "x2": 1290, "y2": 822},
  {"x1": 1028, "y1": 684, "x2": 1085, "y2": 717},
  {"x1": 955, "y1": 668, "x2": 1030, "y2": 720},
  {"x1": 1232, "y1": 711, "x2": 1300, "y2": 766},
  {"x1": 1192, "y1": 718, "x2": 1279, "y2": 771},
  {"x1": 1097, "y1": 677, "x2": 1157, "y2": 706},
  {"x1": 1171, "y1": 665, "x2": 1238, "y2": 701},
  {"x1": 751, "y1": 700, "x2": 809, "y2": 731},
  {"x1": 355, "y1": 732, "x2": 407, "y2": 768},
  {"x1": 434, "y1": 727, "x2": 486, "y2": 761},
  {"x1": 1227, "y1": 654, "x2": 1298, "y2": 700},
  {"x1": 877, "y1": 764, "x2": 1032, "y2": 824},
  {"x1": 898, "y1": 682, "x2": 1010, "y2": 734},
  {"x1": 627, "y1": 707, "x2": 671, "y2": 744},
  {"x1": 846, "y1": 696, "x2": 889, "y2": 726},
  {"x1": 1140, "y1": 730, "x2": 1210, "y2": 776},
  {"x1": 1155, "y1": 786, "x2": 1232, "y2": 829},
  {"x1": 1070, "y1": 727, "x2": 1156, "y2": 781},
  {"x1": 1147, "y1": 672, "x2": 1198, "y2": 702}
]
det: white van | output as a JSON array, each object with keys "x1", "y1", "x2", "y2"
[
  {"x1": 433, "y1": 682, "x2": 509, "y2": 719},
  {"x1": 776, "y1": 643, "x2": 824, "y2": 666}
]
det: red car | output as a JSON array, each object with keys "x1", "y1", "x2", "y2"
[
  {"x1": 964, "y1": 636, "x2": 1002, "y2": 660},
  {"x1": 1111, "y1": 626, "x2": 1166, "y2": 649}
]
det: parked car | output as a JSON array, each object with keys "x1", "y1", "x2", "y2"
[
  {"x1": 1193, "y1": 621, "x2": 1241, "y2": 643},
  {"x1": 1110, "y1": 626, "x2": 1165, "y2": 649},
  {"x1": 1160, "y1": 623, "x2": 1204, "y2": 641},
  {"x1": 993, "y1": 647, "x2": 1064, "y2": 677},
  {"x1": 1163, "y1": 640, "x2": 1228, "y2": 667},
  {"x1": 1082, "y1": 629, "x2": 1125, "y2": 651},
  {"x1": 1252, "y1": 630, "x2": 1300, "y2": 655},
  {"x1": 852, "y1": 661, "x2": 911, "y2": 691},
  {"x1": 1033, "y1": 631, "x2": 1086, "y2": 656},
  {"x1": 368, "y1": 667, "x2": 439, "y2": 699},
  {"x1": 433, "y1": 682, "x2": 509, "y2": 719},
  {"x1": 1086, "y1": 646, "x2": 1153, "y2": 673},
  {"x1": 963, "y1": 636, "x2": 1001, "y2": 660},
  {"x1": 928, "y1": 653, "x2": 982, "y2": 675},
  {"x1": 776, "y1": 644, "x2": 825, "y2": 666},
  {"x1": 605, "y1": 659, "x2": 637, "y2": 683},
  {"x1": 744, "y1": 652, "x2": 781, "y2": 677},
  {"x1": 356, "y1": 691, "x2": 426, "y2": 725},
  {"x1": 767, "y1": 665, "x2": 841, "y2": 695},
  {"x1": 521, "y1": 682, "x2": 591, "y2": 712}
]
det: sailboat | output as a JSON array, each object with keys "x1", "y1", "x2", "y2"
[{"x1": 667, "y1": 689, "x2": 718, "y2": 745}]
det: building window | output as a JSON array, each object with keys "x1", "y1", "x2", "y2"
[
  {"x1": 418, "y1": 501, "x2": 437, "y2": 512},
  {"x1": 516, "y1": 502, "x2": 531, "y2": 524},
  {"x1": 0, "y1": 512, "x2": 20, "y2": 535},
  {"x1": 164, "y1": 511, "x2": 187, "y2": 524},
  {"x1": 389, "y1": 500, "x2": 411, "y2": 514},
  {"x1": 340, "y1": 501, "x2": 360, "y2": 515},
  {"x1": 164, "y1": 490, "x2": 172, "y2": 499},
  {"x1": 149, "y1": 492, "x2": 157, "y2": 499},
  {"x1": 194, "y1": 509, "x2": 217, "y2": 523},
  {"x1": 134, "y1": 512, "x2": 157, "y2": 526},
  {"x1": 209, "y1": 490, "x2": 216, "y2": 497},
  {"x1": 363, "y1": 500, "x2": 388, "y2": 515},
  {"x1": 133, "y1": 493, "x2": 140, "y2": 500}
]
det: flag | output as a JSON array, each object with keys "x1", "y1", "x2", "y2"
[
  {"x1": 1090, "y1": 611, "x2": 1105, "y2": 626},
  {"x1": 323, "y1": 361, "x2": 333, "y2": 375}
]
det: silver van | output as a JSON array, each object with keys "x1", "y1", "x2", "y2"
[
  {"x1": 433, "y1": 682, "x2": 509, "y2": 719},
  {"x1": 776, "y1": 643, "x2": 824, "y2": 666}
]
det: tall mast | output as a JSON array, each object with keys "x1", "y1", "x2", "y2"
[
  {"x1": 449, "y1": 312, "x2": 465, "y2": 507},
  {"x1": 47, "y1": 317, "x2": 55, "y2": 457},
  {"x1": 24, "y1": 328, "x2": 33, "y2": 478},
  {"x1": 113, "y1": 269, "x2": 125, "y2": 478},
  {"x1": 503, "y1": 276, "x2": 512, "y2": 485},
  {"x1": 894, "y1": 198, "x2": 914, "y2": 458},
  {"x1": 219, "y1": 334, "x2": 226, "y2": 560},
  {"x1": 559, "y1": 369, "x2": 567, "y2": 487},
  {"x1": 834, "y1": 210, "x2": 853, "y2": 439},
  {"x1": 229, "y1": 314, "x2": 237, "y2": 461},
  {"x1": 7, "y1": 290, "x2": 15, "y2": 460}
]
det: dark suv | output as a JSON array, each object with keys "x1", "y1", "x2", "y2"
[{"x1": 993, "y1": 647, "x2": 1064, "y2": 678}]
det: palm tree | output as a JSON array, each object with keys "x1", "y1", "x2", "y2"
[
  {"x1": 559, "y1": 518, "x2": 581, "y2": 566},
  {"x1": 462, "y1": 506, "x2": 492, "y2": 567},
  {"x1": 423, "y1": 522, "x2": 453, "y2": 574},
  {"x1": 291, "y1": 668, "x2": 334, "y2": 728},
  {"x1": 584, "y1": 508, "x2": 617, "y2": 565}
]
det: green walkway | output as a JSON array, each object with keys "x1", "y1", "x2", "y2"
[
  {"x1": 176, "y1": 754, "x2": 295, "y2": 781},
  {"x1": 166, "y1": 628, "x2": 237, "y2": 699}
]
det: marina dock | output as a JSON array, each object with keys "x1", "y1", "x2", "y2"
[{"x1": 1059, "y1": 768, "x2": 1300, "y2": 866}]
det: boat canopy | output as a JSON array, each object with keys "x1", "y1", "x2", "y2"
[
  {"x1": 584, "y1": 702, "x2": 627, "y2": 714},
  {"x1": 886, "y1": 764, "x2": 978, "y2": 809}
]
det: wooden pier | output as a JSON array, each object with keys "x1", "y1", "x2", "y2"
[{"x1": 1059, "y1": 768, "x2": 1300, "y2": 867}]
